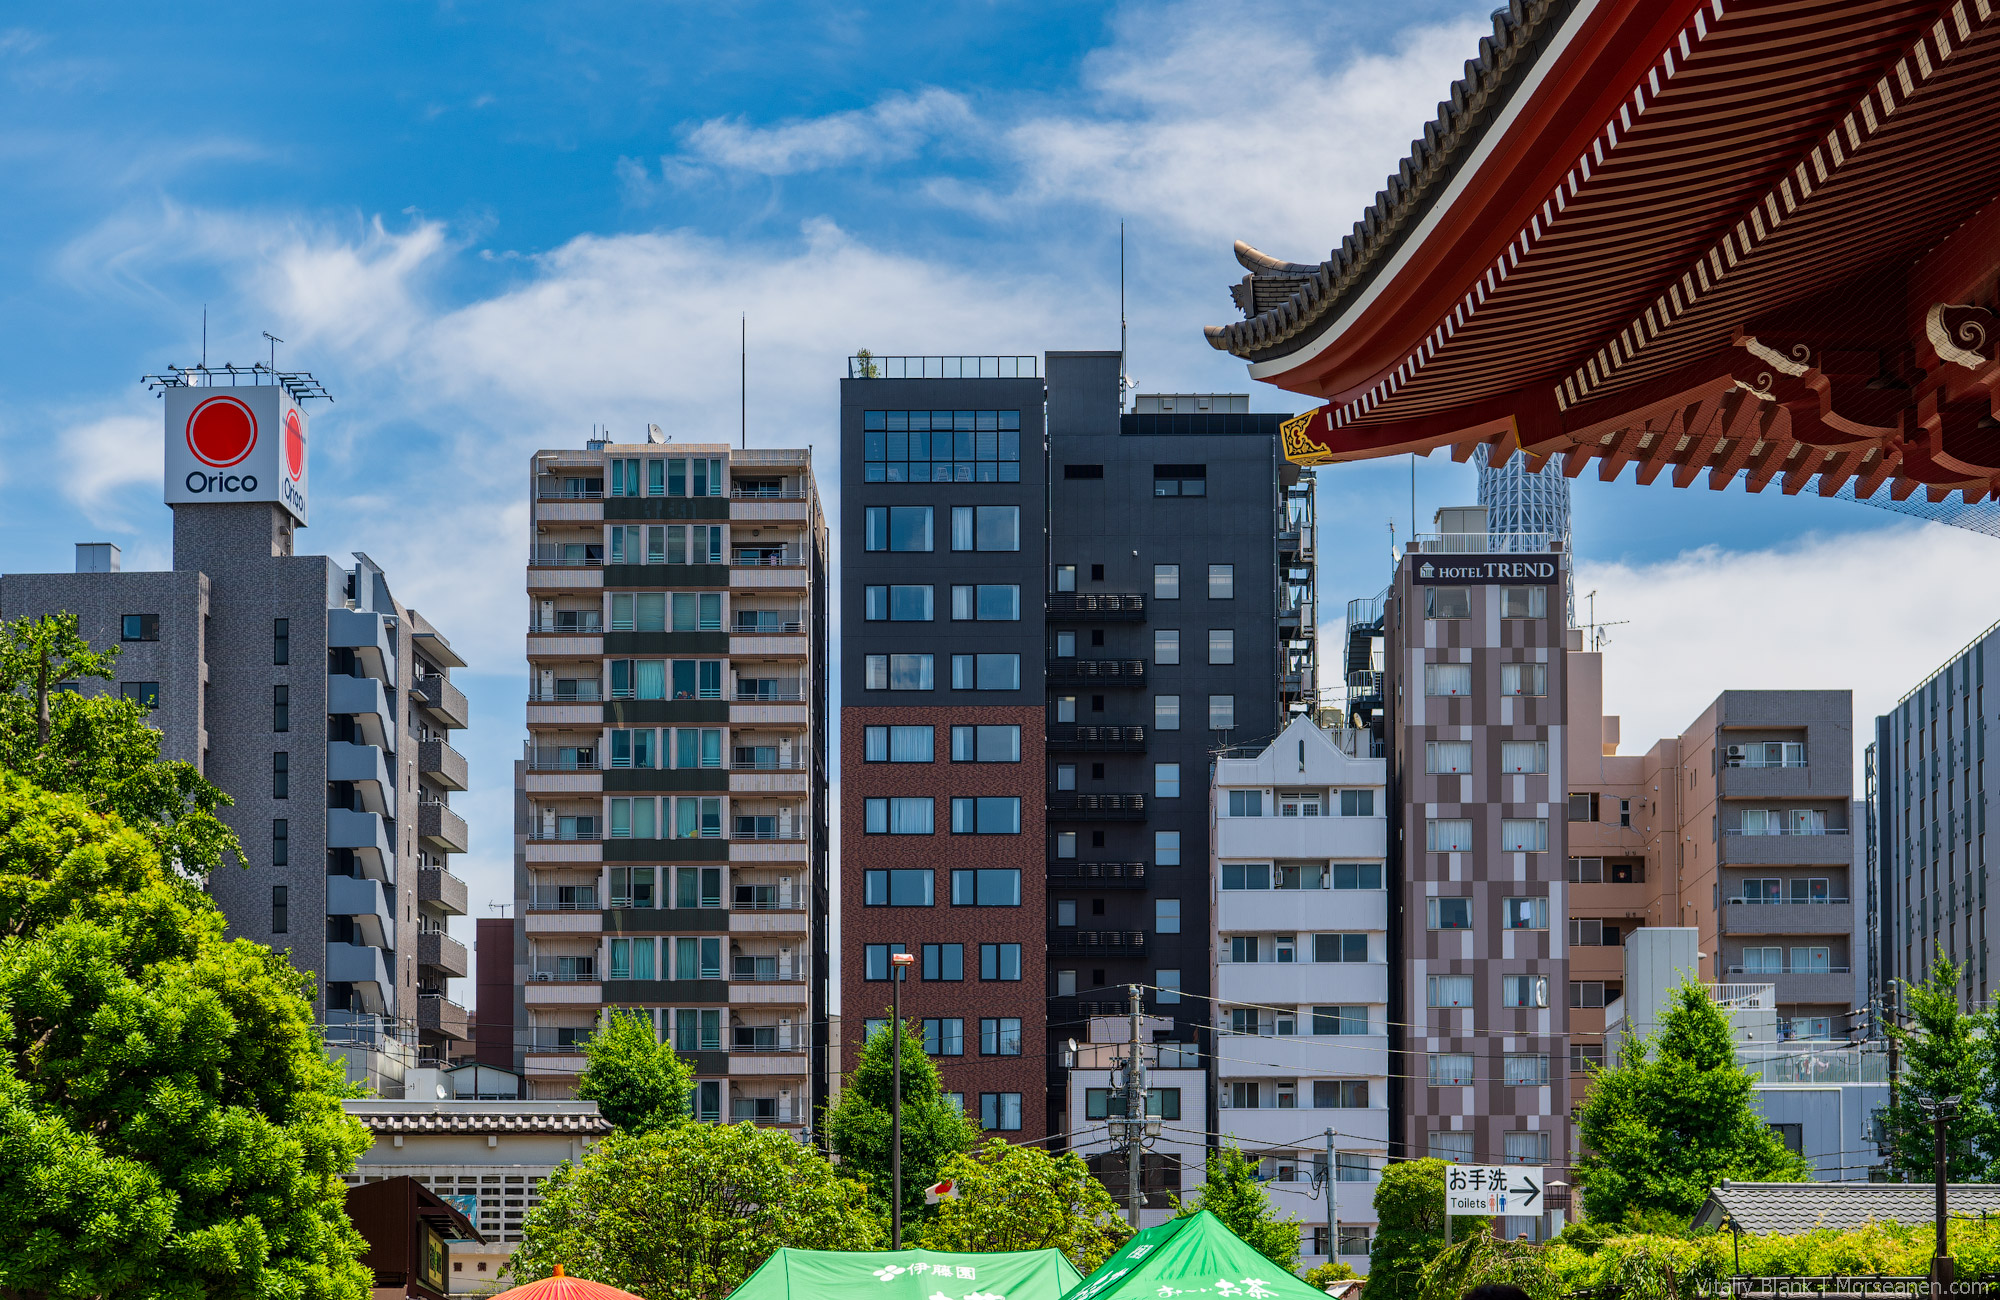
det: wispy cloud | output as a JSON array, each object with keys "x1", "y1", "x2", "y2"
[{"x1": 666, "y1": 87, "x2": 975, "y2": 178}]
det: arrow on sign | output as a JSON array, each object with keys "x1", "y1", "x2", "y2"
[{"x1": 1509, "y1": 1174, "x2": 1541, "y2": 1207}]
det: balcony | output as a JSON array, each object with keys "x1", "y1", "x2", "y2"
[
  {"x1": 418, "y1": 866, "x2": 469, "y2": 916},
  {"x1": 526, "y1": 886, "x2": 599, "y2": 912},
  {"x1": 1213, "y1": 816, "x2": 1385, "y2": 861},
  {"x1": 328, "y1": 607, "x2": 397, "y2": 680},
  {"x1": 1046, "y1": 793, "x2": 1146, "y2": 821},
  {"x1": 418, "y1": 993, "x2": 470, "y2": 1040},
  {"x1": 412, "y1": 674, "x2": 470, "y2": 729},
  {"x1": 1047, "y1": 930, "x2": 1148, "y2": 955},
  {"x1": 1046, "y1": 725, "x2": 1147, "y2": 752},
  {"x1": 1048, "y1": 862, "x2": 1148, "y2": 889},
  {"x1": 418, "y1": 739, "x2": 469, "y2": 791},
  {"x1": 1723, "y1": 899, "x2": 1855, "y2": 936},
  {"x1": 419, "y1": 801, "x2": 470, "y2": 854},
  {"x1": 1046, "y1": 593, "x2": 1146, "y2": 621},
  {"x1": 526, "y1": 749, "x2": 601, "y2": 771},
  {"x1": 327, "y1": 741, "x2": 396, "y2": 818},
  {"x1": 529, "y1": 617, "x2": 604, "y2": 635},
  {"x1": 326, "y1": 942, "x2": 394, "y2": 1013},
  {"x1": 328, "y1": 874, "x2": 395, "y2": 948},
  {"x1": 1046, "y1": 658, "x2": 1147, "y2": 687},
  {"x1": 1212, "y1": 1030, "x2": 1391, "y2": 1080},
  {"x1": 418, "y1": 929, "x2": 470, "y2": 979},
  {"x1": 530, "y1": 959, "x2": 598, "y2": 983},
  {"x1": 1718, "y1": 830, "x2": 1853, "y2": 866},
  {"x1": 327, "y1": 675, "x2": 396, "y2": 752},
  {"x1": 327, "y1": 808, "x2": 395, "y2": 882},
  {"x1": 1218, "y1": 888, "x2": 1387, "y2": 934},
  {"x1": 1219, "y1": 960, "x2": 1388, "y2": 1007}
]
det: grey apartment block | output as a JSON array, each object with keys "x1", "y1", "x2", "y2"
[
  {"x1": 1874, "y1": 627, "x2": 1995, "y2": 1016},
  {"x1": 0, "y1": 384, "x2": 473, "y2": 1093}
]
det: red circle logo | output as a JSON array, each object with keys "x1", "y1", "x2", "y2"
[
  {"x1": 284, "y1": 408, "x2": 306, "y2": 481},
  {"x1": 185, "y1": 395, "x2": 259, "y2": 468}
]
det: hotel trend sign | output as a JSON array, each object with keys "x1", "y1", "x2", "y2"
[{"x1": 163, "y1": 383, "x2": 310, "y2": 525}]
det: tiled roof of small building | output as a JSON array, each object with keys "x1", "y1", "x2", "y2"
[
  {"x1": 1694, "y1": 1182, "x2": 2000, "y2": 1235},
  {"x1": 344, "y1": 1102, "x2": 613, "y2": 1138}
]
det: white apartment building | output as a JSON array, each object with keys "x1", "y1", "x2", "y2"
[
  {"x1": 1211, "y1": 716, "x2": 1390, "y2": 1272},
  {"x1": 518, "y1": 437, "x2": 829, "y2": 1129},
  {"x1": 1064, "y1": 1014, "x2": 1208, "y2": 1230}
]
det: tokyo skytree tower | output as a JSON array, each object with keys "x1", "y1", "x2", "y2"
[{"x1": 1475, "y1": 443, "x2": 1574, "y2": 624}]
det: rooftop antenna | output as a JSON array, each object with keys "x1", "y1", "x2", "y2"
[
  {"x1": 1119, "y1": 222, "x2": 1130, "y2": 412},
  {"x1": 202, "y1": 306, "x2": 208, "y2": 368},
  {"x1": 741, "y1": 312, "x2": 747, "y2": 450},
  {"x1": 262, "y1": 331, "x2": 282, "y2": 374}
]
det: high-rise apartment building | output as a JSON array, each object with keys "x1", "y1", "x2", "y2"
[
  {"x1": 1210, "y1": 717, "x2": 1387, "y2": 1269},
  {"x1": 518, "y1": 439, "x2": 829, "y2": 1129},
  {"x1": 1382, "y1": 504, "x2": 1568, "y2": 1237},
  {"x1": 0, "y1": 369, "x2": 474, "y2": 1089},
  {"x1": 838, "y1": 351, "x2": 1305, "y2": 1147}
]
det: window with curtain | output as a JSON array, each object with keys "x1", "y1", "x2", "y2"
[
  {"x1": 1501, "y1": 663, "x2": 1548, "y2": 696},
  {"x1": 1428, "y1": 975, "x2": 1474, "y2": 1007},
  {"x1": 1500, "y1": 741, "x2": 1548, "y2": 772},
  {"x1": 633, "y1": 660, "x2": 666, "y2": 699},
  {"x1": 1501, "y1": 819, "x2": 1548, "y2": 852},
  {"x1": 1428, "y1": 1055, "x2": 1475, "y2": 1086},
  {"x1": 1502, "y1": 975, "x2": 1548, "y2": 1007},
  {"x1": 1428, "y1": 1131, "x2": 1475, "y2": 1162},
  {"x1": 1503, "y1": 897, "x2": 1548, "y2": 929},
  {"x1": 1427, "y1": 741, "x2": 1472, "y2": 773},
  {"x1": 1424, "y1": 663, "x2": 1471, "y2": 696},
  {"x1": 1424, "y1": 587, "x2": 1472, "y2": 619},
  {"x1": 1504, "y1": 1055, "x2": 1550, "y2": 1086},
  {"x1": 1427, "y1": 819, "x2": 1473, "y2": 851}
]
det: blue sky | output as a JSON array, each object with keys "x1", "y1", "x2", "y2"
[{"x1": 2, "y1": 2, "x2": 1994, "y2": 965}]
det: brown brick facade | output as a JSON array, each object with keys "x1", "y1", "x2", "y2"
[{"x1": 840, "y1": 704, "x2": 1047, "y2": 1139}]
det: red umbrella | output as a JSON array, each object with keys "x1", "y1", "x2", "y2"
[{"x1": 491, "y1": 1264, "x2": 646, "y2": 1300}]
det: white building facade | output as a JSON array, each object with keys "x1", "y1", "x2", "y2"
[{"x1": 1211, "y1": 716, "x2": 1390, "y2": 1272}]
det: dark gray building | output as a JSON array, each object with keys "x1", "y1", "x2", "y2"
[{"x1": 0, "y1": 371, "x2": 472, "y2": 1094}]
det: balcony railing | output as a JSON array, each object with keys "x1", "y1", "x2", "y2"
[
  {"x1": 730, "y1": 485, "x2": 808, "y2": 500},
  {"x1": 1047, "y1": 659, "x2": 1147, "y2": 686},
  {"x1": 1047, "y1": 725, "x2": 1147, "y2": 752},
  {"x1": 529, "y1": 962, "x2": 599, "y2": 983},
  {"x1": 525, "y1": 1028, "x2": 595, "y2": 1051},
  {"x1": 1046, "y1": 593, "x2": 1145, "y2": 620},
  {"x1": 1726, "y1": 964, "x2": 1851, "y2": 976},
  {"x1": 731, "y1": 550, "x2": 803, "y2": 568},
  {"x1": 730, "y1": 754, "x2": 809, "y2": 771},
  {"x1": 526, "y1": 750, "x2": 601, "y2": 771},
  {"x1": 1048, "y1": 862, "x2": 1148, "y2": 886},
  {"x1": 529, "y1": 685, "x2": 605, "y2": 704},
  {"x1": 536, "y1": 485, "x2": 604, "y2": 501},
  {"x1": 1738, "y1": 1047, "x2": 1888, "y2": 1084},
  {"x1": 530, "y1": 618, "x2": 604, "y2": 635},
  {"x1": 1728, "y1": 756, "x2": 1809, "y2": 769},
  {"x1": 733, "y1": 615, "x2": 806, "y2": 634},
  {"x1": 1410, "y1": 530, "x2": 1560, "y2": 554},
  {"x1": 530, "y1": 548, "x2": 606, "y2": 567},
  {"x1": 734, "y1": 687, "x2": 804, "y2": 702},
  {"x1": 609, "y1": 618, "x2": 722, "y2": 632},
  {"x1": 1727, "y1": 896, "x2": 1851, "y2": 905},
  {"x1": 847, "y1": 354, "x2": 1037, "y2": 379},
  {"x1": 527, "y1": 828, "x2": 603, "y2": 842},
  {"x1": 526, "y1": 888, "x2": 599, "y2": 911},
  {"x1": 612, "y1": 686, "x2": 722, "y2": 700},
  {"x1": 1049, "y1": 930, "x2": 1148, "y2": 954},
  {"x1": 1046, "y1": 793, "x2": 1147, "y2": 820},
  {"x1": 1724, "y1": 827, "x2": 1850, "y2": 836}
]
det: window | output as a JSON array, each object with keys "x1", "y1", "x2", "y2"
[
  {"x1": 1505, "y1": 1131, "x2": 1552, "y2": 1163},
  {"x1": 1333, "y1": 863, "x2": 1382, "y2": 890},
  {"x1": 1567, "y1": 857, "x2": 1606, "y2": 883},
  {"x1": 1505, "y1": 1055, "x2": 1551, "y2": 1086},
  {"x1": 1421, "y1": 743, "x2": 1474, "y2": 779},
  {"x1": 1221, "y1": 863, "x2": 1271, "y2": 891},
  {"x1": 923, "y1": 1018, "x2": 964, "y2": 1056},
  {"x1": 1501, "y1": 741, "x2": 1548, "y2": 773},
  {"x1": 1154, "y1": 831, "x2": 1181, "y2": 866},
  {"x1": 1502, "y1": 819, "x2": 1549, "y2": 852},
  {"x1": 864, "y1": 798, "x2": 934, "y2": 835},
  {"x1": 952, "y1": 725, "x2": 1021, "y2": 762},
  {"x1": 1208, "y1": 695, "x2": 1235, "y2": 729},
  {"x1": 865, "y1": 506, "x2": 934, "y2": 551},
  {"x1": 980, "y1": 1018, "x2": 1022, "y2": 1055},
  {"x1": 1208, "y1": 564, "x2": 1233, "y2": 598},
  {"x1": 1154, "y1": 564, "x2": 1180, "y2": 599},
  {"x1": 1432, "y1": 896, "x2": 1480, "y2": 928},
  {"x1": 1312, "y1": 1006, "x2": 1368, "y2": 1035},
  {"x1": 1570, "y1": 918, "x2": 1620, "y2": 946},
  {"x1": 1228, "y1": 790, "x2": 1263, "y2": 817},
  {"x1": 952, "y1": 653, "x2": 1021, "y2": 691},
  {"x1": 953, "y1": 584, "x2": 1021, "y2": 621},
  {"x1": 1428, "y1": 975, "x2": 1474, "y2": 1007},
  {"x1": 951, "y1": 797, "x2": 1020, "y2": 834},
  {"x1": 1501, "y1": 663, "x2": 1548, "y2": 696},
  {"x1": 862, "y1": 410, "x2": 1023, "y2": 481},
  {"x1": 1314, "y1": 933, "x2": 1369, "y2": 963},
  {"x1": 1428, "y1": 1131, "x2": 1475, "y2": 1162},
  {"x1": 1424, "y1": 587, "x2": 1472, "y2": 619},
  {"x1": 272, "y1": 819, "x2": 288, "y2": 867},
  {"x1": 1155, "y1": 899, "x2": 1181, "y2": 934},
  {"x1": 1156, "y1": 969, "x2": 1181, "y2": 1004},
  {"x1": 1503, "y1": 897, "x2": 1548, "y2": 930},
  {"x1": 1567, "y1": 793, "x2": 1599, "y2": 822},
  {"x1": 1427, "y1": 819, "x2": 1473, "y2": 852},
  {"x1": 1064, "y1": 463, "x2": 1103, "y2": 480},
  {"x1": 1202, "y1": 628, "x2": 1236, "y2": 666},
  {"x1": 980, "y1": 1093, "x2": 1022, "y2": 1131},
  {"x1": 864, "y1": 585, "x2": 934, "y2": 620},
  {"x1": 1424, "y1": 664, "x2": 1471, "y2": 696},
  {"x1": 271, "y1": 884, "x2": 288, "y2": 934},
  {"x1": 1572, "y1": 1043, "x2": 1606, "y2": 1072},
  {"x1": 863, "y1": 653, "x2": 934, "y2": 691},
  {"x1": 1500, "y1": 586, "x2": 1547, "y2": 619},
  {"x1": 864, "y1": 869, "x2": 934, "y2": 905},
  {"x1": 1154, "y1": 629, "x2": 1179, "y2": 664},
  {"x1": 1429, "y1": 1054, "x2": 1475, "y2": 1086},
  {"x1": 1056, "y1": 900, "x2": 1077, "y2": 926},
  {"x1": 923, "y1": 943, "x2": 964, "y2": 981},
  {"x1": 1054, "y1": 565, "x2": 1076, "y2": 592},
  {"x1": 950, "y1": 869, "x2": 1021, "y2": 906},
  {"x1": 980, "y1": 944, "x2": 1022, "y2": 980},
  {"x1": 273, "y1": 751, "x2": 289, "y2": 800},
  {"x1": 120, "y1": 681, "x2": 159, "y2": 710},
  {"x1": 863, "y1": 944, "x2": 909, "y2": 980},
  {"x1": 1314, "y1": 1081, "x2": 1370, "y2": 1109},
  {"x1": 121, "y1": 614, "x2": 158, "y2": 642},
  {"x1": 1502, "y1": 975, "x2": 1549, "y2": 1008},
  {"x1": 1055, "y1": 763, "x2": 1077, "y2": 791},
  {"x1": 1571, "y1": 981, "x2": 1608, "y2": 1008},
  {"x1": 864, "y1": 725, "x2": 934, "y2": 762},
  {"x1": 1153, "y1": 764, "x2": 1180, "y2": 798},
  {"x1": 272, "y1": 617, "x2": 289, "y2": 665},
  {"x1": 1155, "y1": 695, "x2": 1181, "y2": 730}
]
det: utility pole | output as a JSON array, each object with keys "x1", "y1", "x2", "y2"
[
  {"x1": 1888, "y1": 991, "x2": 1902, "y2": 1180},
  {"x1": 890, "y1": 950, "x2": 916, "y2": 1249},
  {"x1": 1124, "y1": 984, "x2": 1147, "y2": 1227},
  {"x1": 1924, "y1": 1096, "x2": 1960, "y2": 1299},
  {"x1": 1324, "y1": 1129, "x2": 1339, "y2": 1266}
]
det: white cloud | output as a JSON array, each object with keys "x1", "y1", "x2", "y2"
[
  {"x1": 1578, "y1": 524, "x2": 2000, "y2": 778},
  {"x1": 668, "y1": 87, "x2": 975, "y2": 178},
  {"x1": 59, "y1": 410, "x2": 158, "y2": 521}
]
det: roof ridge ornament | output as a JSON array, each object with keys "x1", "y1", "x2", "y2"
[{"x1": 1927, "y1": 304, "x2": 1996, "y2": 370}]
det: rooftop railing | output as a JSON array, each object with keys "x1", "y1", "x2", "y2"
[
  {"x1": 1410, "y1": 531, "x2": 1560, "y2": 554},
  {"x1": 847, "y1": 355, "x2": 1038, "y2": 380}
]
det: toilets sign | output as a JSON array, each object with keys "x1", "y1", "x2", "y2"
[
  {"x1": 1446, "y1": 1165, "x2": 1543, "y2": 1216},
  {"x1": 163, "y1": 383, "x2": 310, "y2": 525}
]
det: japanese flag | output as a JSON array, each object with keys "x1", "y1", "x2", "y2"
[{"x1": 925, "y1": 1180, "x2": 957, "y2": 1205}]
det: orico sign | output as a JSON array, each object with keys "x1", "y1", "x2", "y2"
[
  {"x1": 163, "y1": 384, "x2": 309, "y2": 526},
  {"x1": 1411, "y1": 557, "x2": 1560, "y2": 584}
]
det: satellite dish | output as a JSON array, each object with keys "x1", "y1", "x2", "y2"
[
  {"x1": 435, "y1": 1083, "x2": 448, "y2": 1099},
  {"x1": 646, "y1": 423, "x2": 667, "y2": 444}
]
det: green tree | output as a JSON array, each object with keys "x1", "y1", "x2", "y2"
[
  {"x1": 1575, "y1": 979, "x2": 1809, "y2": 1224},
  {"x1": 1175, "y1": 1144, "x2": 1301, "y2": 1270},
  {"x1": 513, "y1": 1122, "x2": 880, "y2": 1299},
  {"x1": 1367, "y1": 1158, "x2": 1489, "y2": 1300},
  {"x1": 1303, "y1": 1260, "x2": 1359, "y2": 1289},
  {"x1": 912, "y1": 1138, "x2": 1130, "y2": 1270},
  {"x1": 0, "y1": 614, "x2": 243, "y2": 875},
  {"x1": 577, "y1": 1007, "x2": 695, "y2": 1133},
  {"x1": 0, "y1": 771, "x2": 370, "y2": 1299},
  {"x1": 827, "y1": 1018, "x2": 979, "y2": 1220},
  {"x1": 1883, "y1": 953, "x2": 2000, "y2": 1180}
]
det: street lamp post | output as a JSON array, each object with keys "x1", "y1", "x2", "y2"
[
  {"x1": 1922, "y1": 1096, "x2": 1961, "y2": 1299},
  {"x1": 890, "y1": 950, "x2": 917, "y2": 1250}
]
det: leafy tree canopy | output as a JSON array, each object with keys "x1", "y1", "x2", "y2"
[
  {"x1": 912, "y1": 1138, "x2": 1130, "y2": 1271},
  {"x1": 1575, "y1": 979, "x2": 1809, "y2": 1224},
  {"x1": 1303, "y1": 1260, "x2": 1360, "y2": 1289},
  {"x1": 827, "y1": 1017, "x2": 979, "y2": 1220},
  {"x1": 577, "y1": 1007, "x2": 694, "y2": 1134},
  {"x1": 1175, "y1": 1144, "x2": 1302, "y2": 1271},
  {"x1": 0, "y1": 771, "x2": 370, "y2": 1299},
  {"x1": 1367, "y1": 1158, "x2": 1490, "y2": 1300},
  {"x1": 513, "y1": 1122, "x2": 880, "y2": 1299},
  {"x1": 1882, "y1": 952, "x2": 2000, "y2": 1180}
]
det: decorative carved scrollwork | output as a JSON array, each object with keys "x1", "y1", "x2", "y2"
[
  {"x1": 1740, "y1": 335, "x2": 1813, "y2": 376},
  {"x1": 1927, "y1": 303, "x2": 1996, "y2": 369}
]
